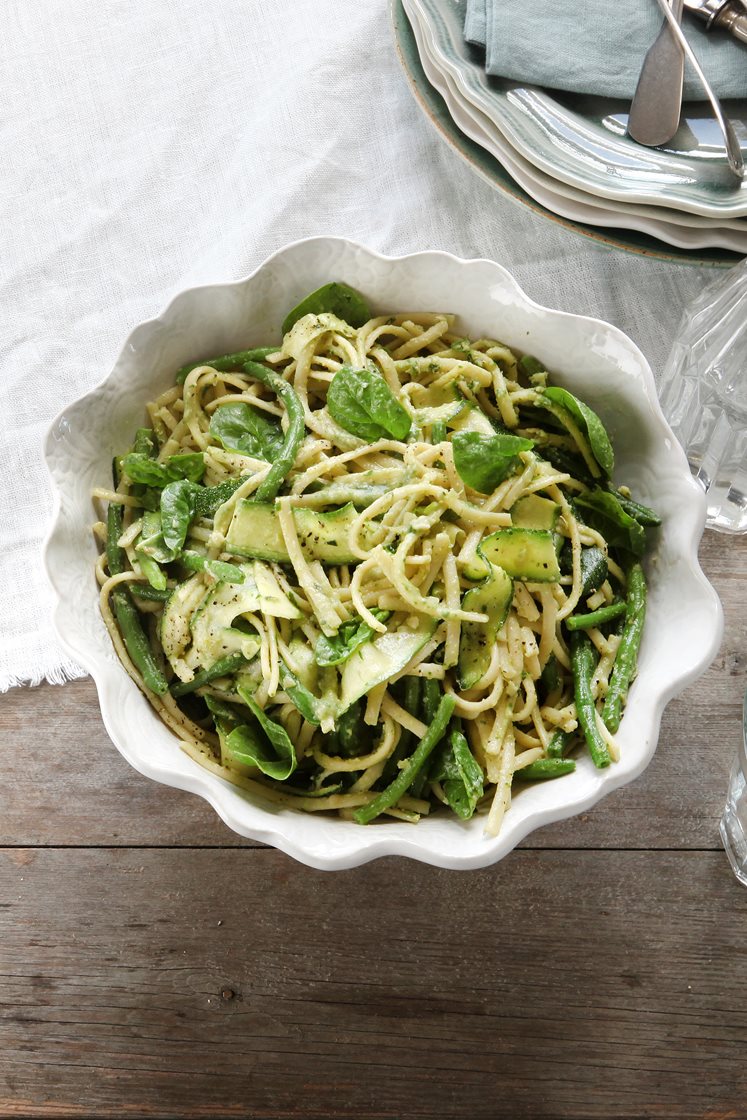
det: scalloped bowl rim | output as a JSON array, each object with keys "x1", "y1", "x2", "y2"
[{"x1": 42, "y1": 236, "x2": 724, "y2": 870}]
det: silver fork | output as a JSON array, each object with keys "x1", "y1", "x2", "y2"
[{"x1": 629, "y1": 0, "x2": 744, "y2": 180}]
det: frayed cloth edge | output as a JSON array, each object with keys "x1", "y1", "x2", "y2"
[{"x1": 0, "y1": 659, "x2": 89, "y2": 693}]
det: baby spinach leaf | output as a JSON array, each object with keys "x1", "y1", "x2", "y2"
[
  {"x1": 122, "y1": 451, "x2": 205, "y2": 488},
  {"x1": 579, "y1": 546, "x2": 609, "y2": 596},
  {"x1": 441, "y1": 729, "x2": 484, "y2": 820},
  {"x1": 541, "y1": 387, "x2": 614, "y2": 476},
  {"x1": 575, "y1": 488, "x2": 646, "y2": 557},
  {"x1": 133, "y1": 427, "x2": 158, "y2": 458},
  {"x1": 209, "y1": 402, "x2": 284, "y2": 461},
  {"x1": 277, "y1": 663, "x2": 324, "y2": 726},
  {"x1": 121, "y1": 454, "x2": 169, "y2": 487},
  {"x1": 166, "y1": 452, "x2": 205, "y2": 483},
  {"x1": 451, "y1": 431, "x2": 534, "y2": 494},
  {"x1": 226, "y1": 684, "x2": 296, "y2": 780},
  {"x1": 137, "y1": 510, "x2": 176, "y2": 564},
  {"x1": 430, "y1": 726, "x2": 484, "y2": 820},
  {"x1": 518, "y1": 354, "x2": 547, "y2": 378},
  {"x1": 314, "y1": 610, "x2": 390, "y2": 667},
  {"x1": 327, "y1": 367, "x2": 412, "y2": 442},
  {"x1": 193, "y1": 477, "x2": 246, "y2": 518},
  {"x1": 282, "y1": 281, "x2": 371, "y2": 335},
  {"x1": 160, "y1": 479, "x2": 199, "y2": 554},
  {"x1": 333, "y1": 700, "x2": 375, "y2": 758}
]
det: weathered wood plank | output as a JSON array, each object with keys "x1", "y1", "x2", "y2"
[
  {"x1": 1, "y1": 848, "x2": 746, "y2": 1119},
  {"x1": 2, "y1": 530, "x2": 744, "y2": 849}
]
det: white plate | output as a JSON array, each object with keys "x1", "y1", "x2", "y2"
[
  {"x1": 43, "y1": 238, "x2": 723, "y2": 870},
  {"x1": 408, "y1": 0, "x2": 747, "y2": 254},
  {"x1": 412, "y1": 0, "x2": 747, "y2": 219}
]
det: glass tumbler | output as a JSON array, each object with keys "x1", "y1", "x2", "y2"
[
  {"x1": 720, "y1": 691, "x2": 747, "y2": 887},
  {"x1": 658, "y1": 257, "x2": 747, "y2": 533}
]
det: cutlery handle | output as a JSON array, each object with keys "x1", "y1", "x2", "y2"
[
  {"x1": 628, "y1": 0, "x2": 686, "y2": 147},
  {"x1": 718, "y1": 5, "x2": 747, "y2": 41},
  {"x1": 655, "y1": 0, "x2": 744, "y2": 179}
]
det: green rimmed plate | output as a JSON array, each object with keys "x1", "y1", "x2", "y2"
[{"x1": 391, "y1": 0, "x2": 742, "y2": 265}]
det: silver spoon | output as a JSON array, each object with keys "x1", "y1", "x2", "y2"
[
  {"x1": 628, "y1": 0, "x2": 685, "y2": 147},
  {"x1": 653, "y1": 0, "x2": 744, "y2": 180}
]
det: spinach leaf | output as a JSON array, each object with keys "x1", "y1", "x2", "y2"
[
  {"x1": 541, "y1": 387, "x2": 614, "y2": 476},
  {"x1": 451, "y1": 431, "x2": 534, "y2": 494},
  {"x1": 327, "y1": 367, "x2": 412, "y2": 442},
  {"x1": 133, "y1": 427, "x2": 158, "y2": 457},
  {"x1": 137, "y1": 510, "x2": 176, "y2": 564},
  {"x1": 278, "y1": 662, "x2": 324, "y2": 726},
  {"x1": 282, "y1": 281, "x2": 371, "y2": 335},
  {"x1": 209, "y1": 401, "x2": 284, "y2": 461},
  {"x1": 574, "y1": 488, "x2": 646, "y2": 557},
  {"x1": 122, "y1": 451, "x2": 205, "y2": 488},
  {"x1": 224, "y1": 684, "x2": 297, "y2": 780},
  {"x1": 160, "y1": 479, "x2": 199, "y2": 554},
  {"x1": 579, "y1": 546, "x2": 609, "y2": 596},
  {"x1": 431, "y1": 726, "x2": 484, "y2": 820},
  {"x1": 332, "y1": 700, "x2": 374, "y2": 758},
  {"x1": 518, "y1": 354, "x2": 546, "y2": 378},
  {"x1": 193, "y1": 477, "x2": 245, "y2": 517},
  {"x1": 166, "y1": 452, "x2": 205, "y2": 483},
  {"x1": 314, "y1": 610, "x2": 390, "y2": 667}
]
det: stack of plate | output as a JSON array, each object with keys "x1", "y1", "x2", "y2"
[{"x1": 393, "y1": 0, "x2": 747, "y2": 264}]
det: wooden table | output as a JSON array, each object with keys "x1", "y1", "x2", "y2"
[{"x1": 2, "y1": 530, "x2": 746, "y2": 1120}]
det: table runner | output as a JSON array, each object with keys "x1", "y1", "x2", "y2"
[{"x1": 0, "y1": 0, "x2": 715, "y2": 692}]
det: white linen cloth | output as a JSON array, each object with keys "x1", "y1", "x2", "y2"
[{"x1": 0, "y1": 0, "x2": 717, "y2": 691}]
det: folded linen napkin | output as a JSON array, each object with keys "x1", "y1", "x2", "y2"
[{"x1": 464, "y1": 0, "x2": 747, "y2": 101}]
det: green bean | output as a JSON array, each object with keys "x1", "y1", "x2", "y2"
[
  {"x1": 176, "y1": 347, "x2": 278, "y2": 385},
  {"x1": 546, "y1": 728, "x2": 573, "y2": 758},
  {"x1": 353, "y1": 694, "x2": 456, "y2": 824},
  {"x1": 409, "y1": 677, "x2": 444, "y2": 797},
  {"x1": 569, "y1": 631, "x2": 610, "y2": 769},
  {"x1": 106, "y1": 503, "x2": 169, "y2": 695},
  {"x1": 170, "y1": 653, "x2": 247, "y2": 698},
  {"x1": 106, "y1": 502, "x2": 126, "y2": 577},
  {"x1": 513, "y1": 758, "x2": 576, "y2": 781},
  {"x1": 137, "y1": 551, "x2": 167, "y2": 591},
  {"x1": 382, "y1": 677, "x2": 420, "y2": 783},
  {"x1": 602, "y1": 562, "x2": 647, "y2": 733},
  {"x1": 422, "y1": 678, "x2": 441, "y2": 723},
  {"x1": 180, "y1": 550, "x2": 245, "y2": 584},
  {"x1": 403, "y1": 676, "x2": 421, "y2": 719},
  {"x1": 130, "y1": 584, "x2": 172, "y2": 603},
  {"x1": 244, "y1": 360, "x2": 306, "y2": 503},
  {"x1": 565, "y1": 600, "x2": 627, "y2": 632},
  {"x1": 110, "y1": 589, "x2": 169, "y2": 695},
  {"x1": 405, "y1": 672, "x2": 447, "y2": 797}
]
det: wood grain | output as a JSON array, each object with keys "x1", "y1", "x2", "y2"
[
  {"x1": 1, "y1": 530, "x2": 746, "y2": 1120},
  {"x1": 2, "y1": 530, "x2": 745, "y2": 850},
  {"x1": 2, "y1": 847, "x2": 746, "y2": 1120}
]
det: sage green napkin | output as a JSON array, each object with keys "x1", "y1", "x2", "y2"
[{"x1": 464, "y1": 0, "x2": 747, "y2": 100}]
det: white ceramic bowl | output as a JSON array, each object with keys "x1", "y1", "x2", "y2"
[{"x1": 43, "y1": 237, "x2": 723, "y2": 870}]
